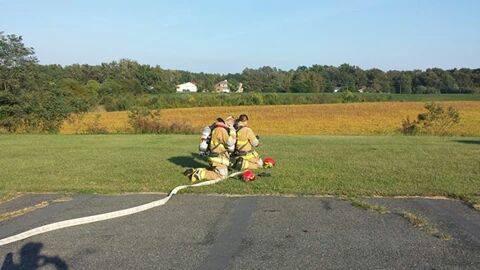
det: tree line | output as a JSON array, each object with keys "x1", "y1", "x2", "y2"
[
  {"x1": 1, "y1": 32, "x2": 479, "y2": 132},
  {"x1": 18, "y1": 59, "x2": 480, "y2": 95}
]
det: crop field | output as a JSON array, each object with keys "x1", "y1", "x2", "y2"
[
  {"x1": 60, "y1": 101, "x2": 480, "y2": 136},
  {"x1": 0, "y1": 135, "x2": 479, "y2": 205}
]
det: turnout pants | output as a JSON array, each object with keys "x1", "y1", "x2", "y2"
[
  {"x1": 198, "y1": 153, "x2": 230, "y2": 180},
  {"x1": 236, "y1": 151, "x2": 263, "y2": 170}
]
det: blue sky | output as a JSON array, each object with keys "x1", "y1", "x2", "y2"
[{"x1": 1, "y1": 0, "x2": 479, "y2": 73}]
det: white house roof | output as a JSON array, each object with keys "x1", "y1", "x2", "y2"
[
  {"x1": 176, "y1": 82, "x2": 196, "y2": 87},
  {"x1": 215, "y1": 80, "x2": 228, "y2": 86}
]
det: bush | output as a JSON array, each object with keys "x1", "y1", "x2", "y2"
[
  {"x1": 401, "y1": 103, "x2": 460, "y2": 136},
  {"x1": 102, "y1": 95, "x2": 135, "y2": 111},
  {"x1": 263, "y1": 93, "x2": 279, "y2": 105},
  {"x1": 85, "y1": 114, "x2": 109, "y2": 134},
  {"x1": 65, "y1": 113, "x2": 86, "y2": 134},
  {"x1": 128, "y1": 107, "x2": 195, "y2": 134},
  {"x1": 341, "y1": 91, "x2": 359, "y2": 103},
  {"x1": 160, "y1": 122, "x2": 197, "y2": 134},
  {"x1": 0, "y1": 87, "x2": 87, "y2": 133}
]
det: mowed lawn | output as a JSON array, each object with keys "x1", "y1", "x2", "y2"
[{"x1": 1, "y1": 135, "x2": 479, "y2": 201}]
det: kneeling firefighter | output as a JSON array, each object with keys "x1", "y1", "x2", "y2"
[
  {"x1": 184, "y1": 118, "x2": 236, "y2": 182},
  {"x1": 233, "y1": 114, "x2": 271, "y2": 170}
]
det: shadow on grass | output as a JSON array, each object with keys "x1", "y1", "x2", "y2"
[
  {"x1": 2, "y1": 242, "x2": 68, "y2": 270},
  {"x1": 454, "y1": 140, "x2": 480, "y2": 145},
  {"x1": 168, "y1": 153, "x2": 207, "y2": 168}
]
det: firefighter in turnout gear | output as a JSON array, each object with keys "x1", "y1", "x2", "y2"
[
  {"x1": 184, "y1": 118, "x2": 236, "y2": 182},
  {"x1": 233, "y1": 114, "x2": 264, "y2": 170}
]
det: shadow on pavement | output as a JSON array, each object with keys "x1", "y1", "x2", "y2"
[
  {"x1": 454, "y1": 140, "x2": 480, "y2": 145},
  {"x1": 1, "y1": 242, "x2": 68, "y2": 270},
  {"x1": 168, "y1": 153, "x2": 207, "y2": 168}
]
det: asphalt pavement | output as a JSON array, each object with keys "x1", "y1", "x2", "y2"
[{"x1": 0, "y1": 194, "x2": 479, "y2": 269}]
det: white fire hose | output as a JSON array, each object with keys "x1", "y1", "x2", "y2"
[{"x1": 0, "y1": 171, "x2": 243, "y2": 247}]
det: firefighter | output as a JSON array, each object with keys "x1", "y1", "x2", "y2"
[
  {"x1": 233, "y1": 114, "x2": 265, "y2": 170},
  {"x1": 184, "y1": 118, "x2": 235, "y2": 182},
  {"x1": 199, "y1": 116, "x2": 236, "y2": 156}
]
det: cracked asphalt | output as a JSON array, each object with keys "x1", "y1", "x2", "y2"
[{"x1": 1, "y1": 194, "x2": 479, "y2": 269}]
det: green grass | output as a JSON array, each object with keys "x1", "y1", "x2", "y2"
[
  {"x1": 117, "y1": 93, "x2": 480, "y2": 111},
  {"x1": 0, "y1": 135, "x2": 479, "y2": 199},
  {"x1": 342, "y1": 198, "x2": 452, "y2": 239},
  {"x1": 344, "y1": 197, "x2": 390, "y2": 214},
  {"x1": 386, "y1": 93, "x2": 480, "y2": 102}
]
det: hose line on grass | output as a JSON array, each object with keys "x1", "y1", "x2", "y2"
[{"x1": 0, "y1": 171, "x2": 244, "y2": 247}]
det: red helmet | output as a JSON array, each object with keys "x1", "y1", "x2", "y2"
[
  {"x1": 242, "y1": 170, "x2": 256, "y2": 182},
  {"x1": 263, "y1": 157, "x2": 276, "y2": 168}
]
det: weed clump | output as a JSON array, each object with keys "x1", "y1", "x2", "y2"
[
  {"x1": 401, "y1": 102, "x2": 460, "y2": 135},
  {"x1": 344, "y1": 197, "x2": 451, "y2": 240},
  {"x1": 344, "y1": 197, "x2": 390, "y2": 214},
  {"x1": 399, "y1": 211, "x2": 451, "y2": 240}
]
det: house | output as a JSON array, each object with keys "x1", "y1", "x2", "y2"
[
  {"x1": 214, "y1": 80, "x2": 230, "y2": 93},
  {"x1": 176, "y1": 82, "x2": 198, "y2": 93},
  {"x1": 237, "y1": 83, "x2": 244, "y2": 93}
]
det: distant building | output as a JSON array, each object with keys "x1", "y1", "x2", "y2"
[
  {"x1": 237, "y1": 83, "x2": 244, "y2": 93},
  {"x1": 214, "y1": 80, "x2": 230, "y2": 93},
  {"x1": 176, "y1": 82, "x2": 198, "y2": 93}
]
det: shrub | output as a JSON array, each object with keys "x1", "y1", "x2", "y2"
[
  {"x1": 128, "y1": 107, "x2": 195, "y2": 134},
  {"x1": 160, "y1": 122, "x2": 197, "y2": 134},
  {"x1": 401, "y1": 102, "x2": 460, "y2": 136},
  {"x1": 250, "y1": 93, "x2": 264, "y2": 105},
  {"x1": 128, "y1": 107, "x2": 161, "y2": 133},
  {"x1": 0, "y1": 87, "x2": 89, "y2": 133},
  {"x1": 65, "y1": 113, "x2": 85, "y2": 134},
  {"x1": 341, "y1": 91, "x2": 359, "y2": 103},
  {"x1": 263, "y1": 93, "x2": 279, "y2": 105},
  {"x1": 85, "y1": 114, "x2": 109, "y2": 134}
]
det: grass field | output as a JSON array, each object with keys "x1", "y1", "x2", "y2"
[
  {"x1": 1, "y1": 135, "x2": 479, "y2": 205},
  {"x1": 103, "y1": 93, "x2": 480, "y2": 111},
  {"x1": 61, "y1": 101, "x2": 480, "y2": 136}
]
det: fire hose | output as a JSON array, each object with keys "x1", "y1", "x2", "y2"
[{"x1": 0, "y1": 171, "x2": 243, "y2": 247}]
